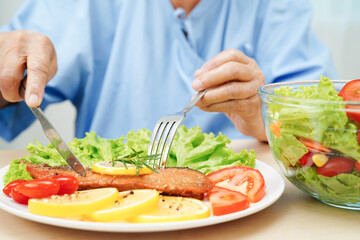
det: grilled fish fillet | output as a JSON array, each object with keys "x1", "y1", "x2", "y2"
[{"x1": 23, "y1": 162, "x2": 213, "y2": 199}]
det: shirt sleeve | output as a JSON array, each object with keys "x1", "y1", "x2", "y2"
[
  {"x1": 255, "y1": 0, "x2": 338, "y2": 83},
  {"x1": 0, "y1": 0, "x2": 93, "y2": 141}
]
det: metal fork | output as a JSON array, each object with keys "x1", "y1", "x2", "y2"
[{"x1": 147, "y1": 89, "x2": 207, "y2": 168}]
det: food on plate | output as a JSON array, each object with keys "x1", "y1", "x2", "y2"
[
  {"x1": 23, "y1": 162, "x2": 212, "y2": 200},
  {"x1": 4, "y1": 176, "x2": 79, "y2": 204},
  {"x1": 206, "y1": 166, "x2": 266, "y2": 203},
  {"x1": 15, "y1": 178, "x2": 60, "y2": 199},
  {"x1": 3, "y1": 126, "x2": 256, "y2": 186},
  {"x1": 2, "y1": 179, "x2": 27, "y2": 197},
  {"x1": 11, "y1": 184, "x2": 30, "y2": 204},
  {"x1": 265, "y1": 76, "x2": 360, "y2": 206},
  {"x1": 129, "y1": 195, "x2": 210, "y2": 223},
  {"x1": 85, "y1": 189, "x2": 159, "y2": 222},
  {"x1": 52, "y1": 175, "x2": 79, "y2": 195},
  {"x1": 1, "y1": 126, "x2": 265, "y2": 220},
  {"x1": 92, "y1": 161, "x2": 155, "y2": 176},
  {"x1": 207, "y1": 186, "x2": 250, "y2": 216},
  {"x1": 205, "y1": 166, "x2": 265, "y2": 216},
  {"x1": 28, "y1": 188, "x2": 119, "y2": 217}
]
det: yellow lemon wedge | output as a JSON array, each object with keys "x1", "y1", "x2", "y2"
[
  {"x1": 28, "y1": 188, "x2": 119, "y2": 217},
  {"x1": 85, "y1": 189, "x2": 159, "y2": 222},
  {"x1": 92, "y1": 161, "x2": 155, "y2": 175},
  {"x1": 129, "y1": 195, "x2": 211, "y2": 223}
]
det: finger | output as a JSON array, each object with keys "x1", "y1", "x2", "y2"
[
  {"x1": 196, "y1": 80, "x2": 261, "y2": 107},
  {"x1": 25, "y1": 34, "x2": 55, "y2": 107},
  {"x1": 193, "y1": 61, "x2": 258, "y2": 91},
  {"x1": 198, "y1": 94, "x2": 261, "y2": 118},
  {"x1": 0, "y1": 45, "x2": 27, "y2": 102},
  {"x1": 197, "y1": 49, "x2": 252, "y2": 75}
]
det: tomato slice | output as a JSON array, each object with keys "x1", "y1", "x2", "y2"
[
  {"x1": 208, "y1": 186, "x2": 250, "y2": 216},
  {"x1": 356, "y1": 161, "x2": 360, "y2": 172},
  {"x1": 16, "y1": 179, "x2": 60, "y2": 198},
  {"x1": 52, "y1": 175, "x2": 79, "y2": 195},
  {"x1": 298, "y1": 152, "x2": 315, "y2": 166},
  {"x1": 206, "y1": 166, "x2": 266, "y2": 203},
  {"x1": 2, "y1": 179, "x2": 28, "y2": 197},
  {"x1": 11, "y1": 185, "x2": 30, "y2": 205},
  {"x1": 338, "y1": 79, "x2": 360, "y2": 122},
  {"x1": 317, "y1": 157, "x2": 355, "y2": 177}
]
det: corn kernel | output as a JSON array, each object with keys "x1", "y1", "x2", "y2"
[{"x1": 312, "y1": 153, "x2": 328, "y2": 167}]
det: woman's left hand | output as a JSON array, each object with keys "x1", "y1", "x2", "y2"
[{"x1": 192, "y1": 49, "x2": 267, "y2": 141}]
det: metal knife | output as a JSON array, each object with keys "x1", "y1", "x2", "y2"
[{"x1": 19, "y1": 74, "x2": 87, "y2": 176}]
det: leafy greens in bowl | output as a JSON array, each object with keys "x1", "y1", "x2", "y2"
[{"x1": 258, "y1": 76, "x2": 360, "y2": 210}]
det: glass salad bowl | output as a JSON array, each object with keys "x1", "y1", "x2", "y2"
[{"x1": 258, "y1": 77, "x2": 360, "y2": 210}]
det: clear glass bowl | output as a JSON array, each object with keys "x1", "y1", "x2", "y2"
[{"x1": 258, "y1": 80, "x2": 360, "y2": 210}]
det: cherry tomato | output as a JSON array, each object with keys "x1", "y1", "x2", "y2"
[
  {"x1": 208, "y1": 186, "x2": 250, "y2": 216},
  {"x1": 299, "y1": 152, "x2": 315, "y2": 166},
  {"x1": 355, "y1": 161, "x2": 360, "y2": 172},
  {"x1": 317, "y1": 157, "x2": 355, "y2": 177},
  {"x1": 2, "y1": 179, "x2": 28, "y2": 197},
  {"x1": 52, "y1": 175, "x2": 79, "y2": 195},
  {"x1": 16, "y1": 179, "x2": 60, "y2": 198},
  {"x1": 11, "y1": 185, "x2": 30, "y2": 205},
  {"x1": 338, "y1": 79, "x2": 360, "y2": 122},
  {"x1": 206, "y1": 166, "x2": 266, "y2": 203}
]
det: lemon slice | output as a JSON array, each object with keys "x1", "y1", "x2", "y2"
[
  {"x1": 129, "y1": 195, "x2": 210, "y2": 223},
  {"x1": 92, "y1": 161, "x2": 154, "y2": 175},
  {"x1": 28, "y1": 188, "x2": 119, "y2": 217},
  {"x1": 85, "y1": 189, "x2": 159, "y2": 222}
]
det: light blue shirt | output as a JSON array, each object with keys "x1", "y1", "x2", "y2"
[{"x1": 0, "y1": 0, "x2": 338, "y2": 141}]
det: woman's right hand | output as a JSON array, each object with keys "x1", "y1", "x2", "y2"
[{"x1": 0, "y1": 30, "x2": 57, "y2": 108}]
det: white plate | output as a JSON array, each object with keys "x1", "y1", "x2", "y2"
[{"x1": 0, "y1": 160, "x2": 285, "y2": 232}]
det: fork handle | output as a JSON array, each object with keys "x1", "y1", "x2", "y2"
[{"x1": 181, "y1": 89, "x2": 207, "y2": 114}]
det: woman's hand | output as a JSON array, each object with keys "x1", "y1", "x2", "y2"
[
  {"x1": 192, "y1": 49, "x2": 267, "y2": 141},
  {"x1": 0, "y1": 30, "x2": 57, "y2": 108}
]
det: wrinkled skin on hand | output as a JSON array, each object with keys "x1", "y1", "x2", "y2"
[
  {"x1": 192, "y1": 49, "x2": 267, "y2": 142},
  {"x1": 0, "y1": 30, "x2": 57, "y2": 108}
]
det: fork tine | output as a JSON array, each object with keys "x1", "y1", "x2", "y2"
[
  {"x1": 159, "y1": 120, "x2": 183, "y2": 168},
  {"x1": 156, "y1": 121, "x2": 176, "y2": 167},
  {"x1": 148, "y1": 121, "x2": 165, "y2": 156}
]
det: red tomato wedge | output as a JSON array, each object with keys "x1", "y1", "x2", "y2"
[
  {"x1": 298, "y1": 152, "x2": 315, "y2": 166},
  {"x1": 206, "y1": 166, "x2": 266, "y2": 203},
  {"x1": 297, "y1": 137, "x2": 331, "y2": 153},
  {"x1": 16, "y1": 179, "x2": 60, "y2": 199},
  {"x1": 355, "y1": 161, "x2": 360, "y2": 172},
  {"x1": 208, "y1": 186, "x2": 250, "y2": 216},
  {"x1": 2, "y1": 179, "x2": 28, "y2": 197},
  {"x1": 11, "y1": 185, "x2": 30, "y2": 205},
  {"x1": 338, "y1": 79, "x2": 360, "y2": 122},
  {"x1": 52, "y1": 175, "x2": 79, "y2": 195},
  {"x1": 317, "y1": 157, "x2": 355, "y2": 177}
]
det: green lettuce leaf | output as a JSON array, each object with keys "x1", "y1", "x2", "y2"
[
  {"x1": 270, "y1": 133, "x2": 308, "y2": 167},
  {"x1": 3, "y1": 160, "x2": 33, "y2": 185},
  {"x1": 167, "y1": 126, "x2": 255, "y2": 174}
]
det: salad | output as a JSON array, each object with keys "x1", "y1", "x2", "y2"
[
  {"x1": 2, "y1": 126, "x2": 267, "y2": 221},
  {"x1": 264, "y1": 76, "x2": 360, "y2": 207}
]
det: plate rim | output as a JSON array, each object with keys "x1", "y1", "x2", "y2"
[{"x1": 0, "y1": 160, "x2": 285, "y2": 232}]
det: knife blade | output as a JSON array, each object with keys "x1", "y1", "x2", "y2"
[{"x1": 19, "y1": 74, "x2": 87, "y2": 176}]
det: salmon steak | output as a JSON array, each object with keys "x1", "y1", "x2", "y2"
[{"x1": 23, "y1": 162, "x2": 213, "y2": 199}]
